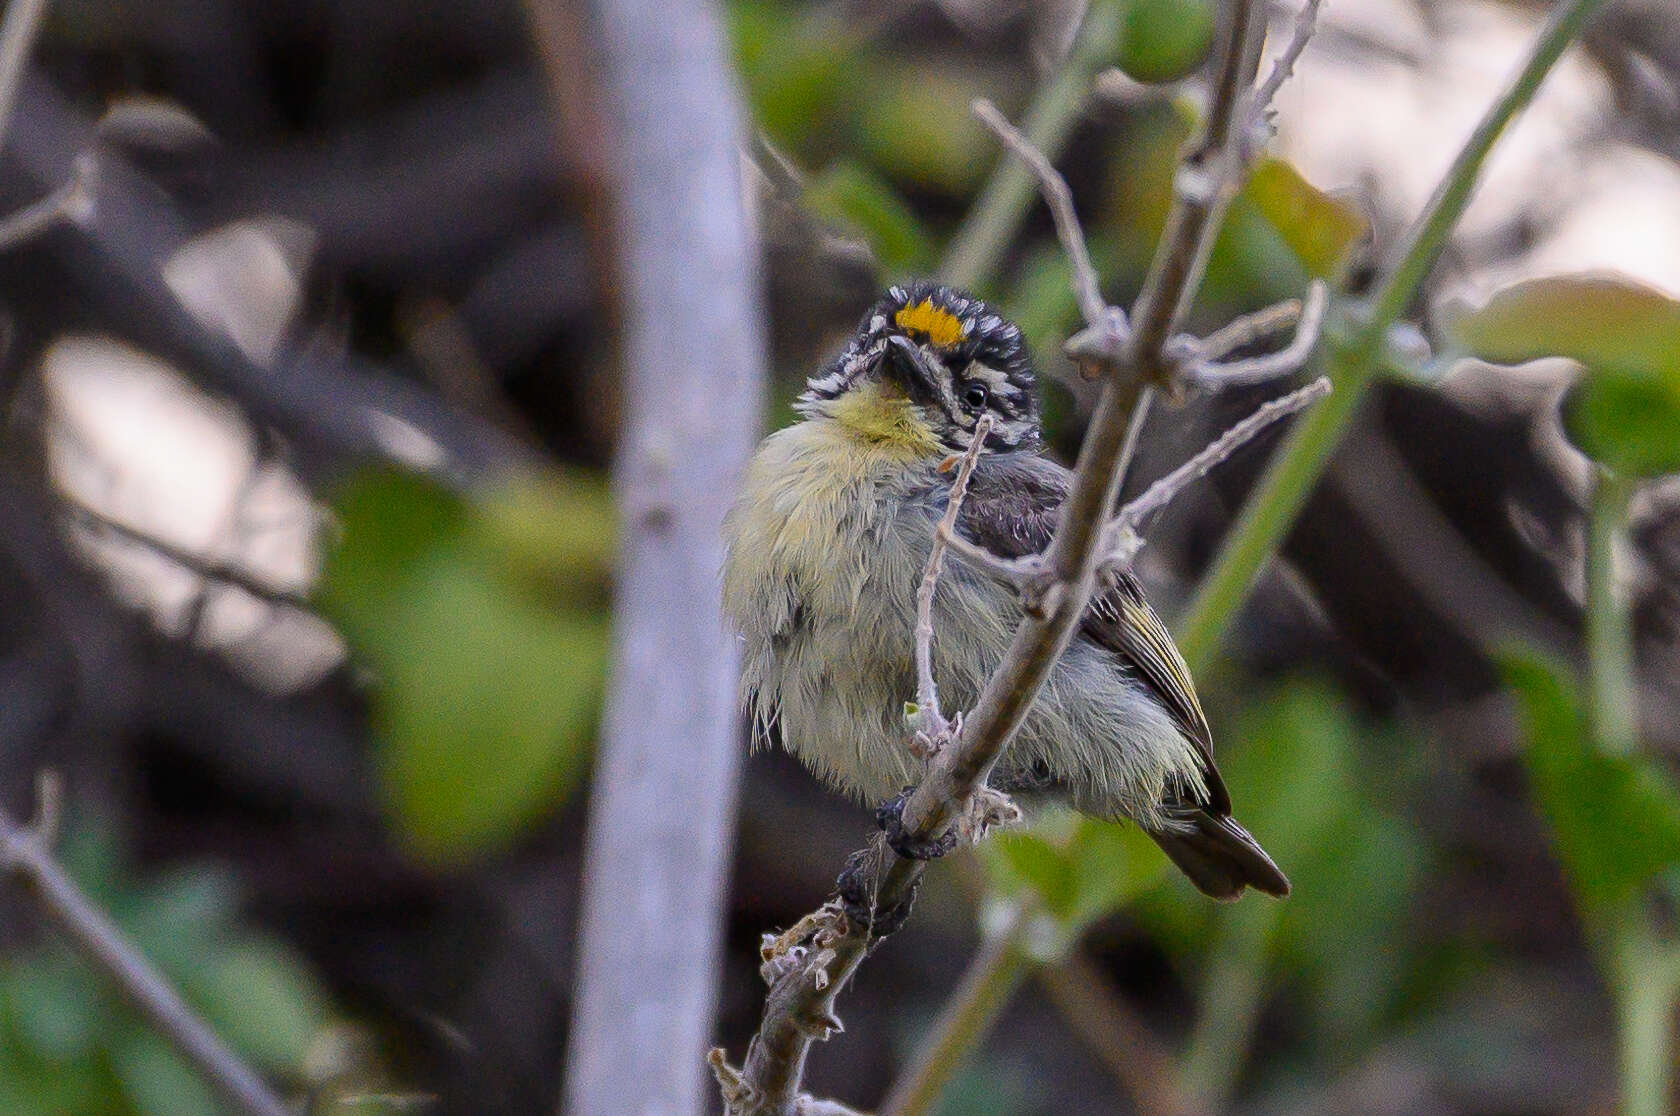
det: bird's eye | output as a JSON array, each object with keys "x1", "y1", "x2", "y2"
[{"x1": 962, "y1": 383, "x2": 989, "y2": 411}]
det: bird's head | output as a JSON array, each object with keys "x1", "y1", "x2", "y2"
[{"x1": 798, "y1": 282, "x2": 1040, "y2": 455}]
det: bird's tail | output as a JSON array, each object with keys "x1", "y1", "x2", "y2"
[{"x1": 1148, "y1": 809, "x2": 1290, "y2": 900}]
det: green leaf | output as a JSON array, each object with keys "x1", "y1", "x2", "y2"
[
  {"x1": 1504, "y1": 652, "x2": 1680, "y2": 916},
  {"x1": 1065, "y1": 818, "x2": 1170, "y2": 930},
  {"x1": 1117, "y1": 0, "x2": 1215, "y2": 84},
  {"x1": 186, "y1": 938, "x2": 324, "y2": 1073},
  {"x1": 2, "y1": 963, "x2": 104, "y2": 1063},
  {"x1": 805, "y1": 161, "x2": 935, "y2": 275},
  {"x1": 1242, "y1": 158, "x2": 1367, "y2": 281},
  {"x1": 118, "y1": 867, "x2": 240, "y2": 979},
  {"x1": 981, "y1": 810, "x2": 1165, "y2": 946},
  {"x1": 319, "y1": 469, "x2": 608, "y2": 865},
  {"x1": 1447, "y1": 275, "x2": 1680, "y2": 475},
  {"x1": 854, "y1": 61, "x2": 1009, "y2": 194},
  {"x1": 112, "y1": 1031, "x2": 222, "y2": 1116},
  {"x1": 728, "y1": 0, "x2": 862, "y2": 151}
]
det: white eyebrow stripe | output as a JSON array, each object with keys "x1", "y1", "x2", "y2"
[{"x1": 965, "y1": 362, "x2": 1022, "y2": 394}]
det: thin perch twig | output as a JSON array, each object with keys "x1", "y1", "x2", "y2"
[
  {"x1": 0, "y1": 789, "x2": 290, "y2": 1116},
  {"x1": 1190, "y1": 279, "x2": 1328, "y2": 386},
  {"x1": 1244, "y1": 0, "x2": 1323, "y2": 155},
  {"x1": 913, "y1": 414, "x2": 995, "y2": 745},
  {"x1": 1104, "y1": 376, "x2": 1332, "y2": 566},
  {"x1": 1191, "y1": 294, "x2": 1305, "y2": 364},
  {"x1": 971, "y1": 100, "x2": 1108, "y2": 330}
]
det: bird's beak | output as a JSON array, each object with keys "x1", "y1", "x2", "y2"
[{"x1": 883, "y1": 334, "x2": 940, "y2": 403}]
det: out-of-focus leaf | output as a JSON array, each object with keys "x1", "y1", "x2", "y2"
[
  {"x1": 319, "y1": 469, "x2": 608, "y2": 865},
  {"x1": 855, "y1": 61, "x2": 1006, "y2": 195},
  {"x1": 1503, "y1": 652, "x2": 1680, "y2": 916},
  {"x1": 1447, "y1": 275, "x2": 1680, "y2": 475},
  {"x1": 112, "y1": 1031, "x2": 222, "y2": 1116},
  {"x1": 729, "y1": 0, "x2": 861, "y2": 151},
  {"x1": 188, "y1": 938, "x2": 325, "y2": 1072},
  {"x1": 474, "y1": 468, "x2": 614, "y2": 591},
  {"x1": 1065, "y1": 817, "x2": 1170, "y2": 929},
  {"x1": 1117, "y1": 0, "x2": 1215, "y2": 84},
  {"x1": 1243, "y1": 158, "x2": 1366, "y2": 281},
  {"x1": 981, "y1": 809, "x2": 1166, "y2": 949},
  {"x1": 118, "y1": 866, "x2": 240, "y2": 978},
  {"x1": 1133, "y1": 679, "x2": 1427, "y2": 1052},
  {"x1": 806, "y1": 161, "x2": 936, "y2": 275},
  {"x1": 2, "y1": 963, "x2": 103, "y2": 1063}
]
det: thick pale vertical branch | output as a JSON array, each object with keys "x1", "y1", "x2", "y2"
[
  {"x1": 556, "y1": 0, "x2": 767, "y2": 1113},
  {"x1": 0, "y1": 0, "x2": 50, "y2": 152}
]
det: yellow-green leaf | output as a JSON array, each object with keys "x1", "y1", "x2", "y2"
[{"x1": 1448, "y1": 275, "x2": 1680, "y2": 475}]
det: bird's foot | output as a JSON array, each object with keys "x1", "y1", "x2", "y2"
[
  {"x1": 836, "y1": 848, "x2": 921, "y2": 940},
  {"x1": 876, "y1": 787, "x2": 960, "y2": 861},
  {"x1": 957, "y1": 786, "x2": 1022, "y2": 845}
]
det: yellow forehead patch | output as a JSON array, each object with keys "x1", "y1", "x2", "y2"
[{"x1": 894, "y1": 300, "x2": 968, "y2": 348}]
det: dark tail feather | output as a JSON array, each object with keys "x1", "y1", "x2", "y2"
[{"x1": 1149, "y1": 810, "x2": 1290, "y2": 900}]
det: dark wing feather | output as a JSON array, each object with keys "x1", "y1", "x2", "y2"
[{"x1": 955, "y1": 453, "x2": 1229, "y2": 814}]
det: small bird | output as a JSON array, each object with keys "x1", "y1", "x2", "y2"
[{"x1": 722, "y1": 282, "x2": 1288, "y2": 901}]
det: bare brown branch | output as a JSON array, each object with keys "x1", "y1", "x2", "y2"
[
  {"x1": 971, "y1": 100, "x2": 1109, "y2": 330},
  {"x1": 913, "y1": 414, "x2": 995, "y2": 747}
]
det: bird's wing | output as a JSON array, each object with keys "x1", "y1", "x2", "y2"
[{"x1": 955, "y1": 452, "x2": 1230, "y2": 814}]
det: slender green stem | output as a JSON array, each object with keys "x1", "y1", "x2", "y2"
[
  {"x1": 1176, "y1": 342, "x2": 1372, "y2": 672},
  {"x1": 938, "y1": 0, "x2": 1125, "y2": 292},
  {"x1": 878, "y1": 904, "x2": 1032, "y2": 1116},
  {"x1": 1609, "y1": 923, "x2": 1680, "y2": 1116},
  {"x1": 1176, "y1": 895, "x2": 1282, "y2": 1107},
  {"x1": 1586, "y1": 468, "x2": 1638, "y2": 756},
  {"x1": 1174, "y1": 0, "x2": 1609, "y2": 668}
]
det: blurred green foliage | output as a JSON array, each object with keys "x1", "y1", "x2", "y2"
[
  {"x1": 317, "y1": 468, "x2": 611, "y2": 866},
  {"x1": 1117, "y1": 0, "x2": 1214, "y2": 84},
  {"x1": 0, "y1": 828, "x2": 326, "y2": 1115},
  {"x1": 1449, "y1": 275, "x2": 1680, "y2": 476},
  {"x1": 1504, "y1": 653, "x2": 1680, "y2": 919}
]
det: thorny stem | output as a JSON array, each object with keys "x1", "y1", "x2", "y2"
[
  {"x1": 0, "y1": 796, "x2": 291, "y2": 1116},
  {"x1": 1176, "y1": 0, "x2": 1610, "y2": 674},
  {"x1": 1586, "y1": 467, "x2": 1637, "y2": 756}
]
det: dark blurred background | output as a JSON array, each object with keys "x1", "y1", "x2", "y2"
[{"x1": 2, "y1": 0, "x2": 1679, "y2": 1113}]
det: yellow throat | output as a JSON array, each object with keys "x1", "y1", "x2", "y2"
[{"x1": 822, "y1": 380, "x2": 942, "y2": 457}]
